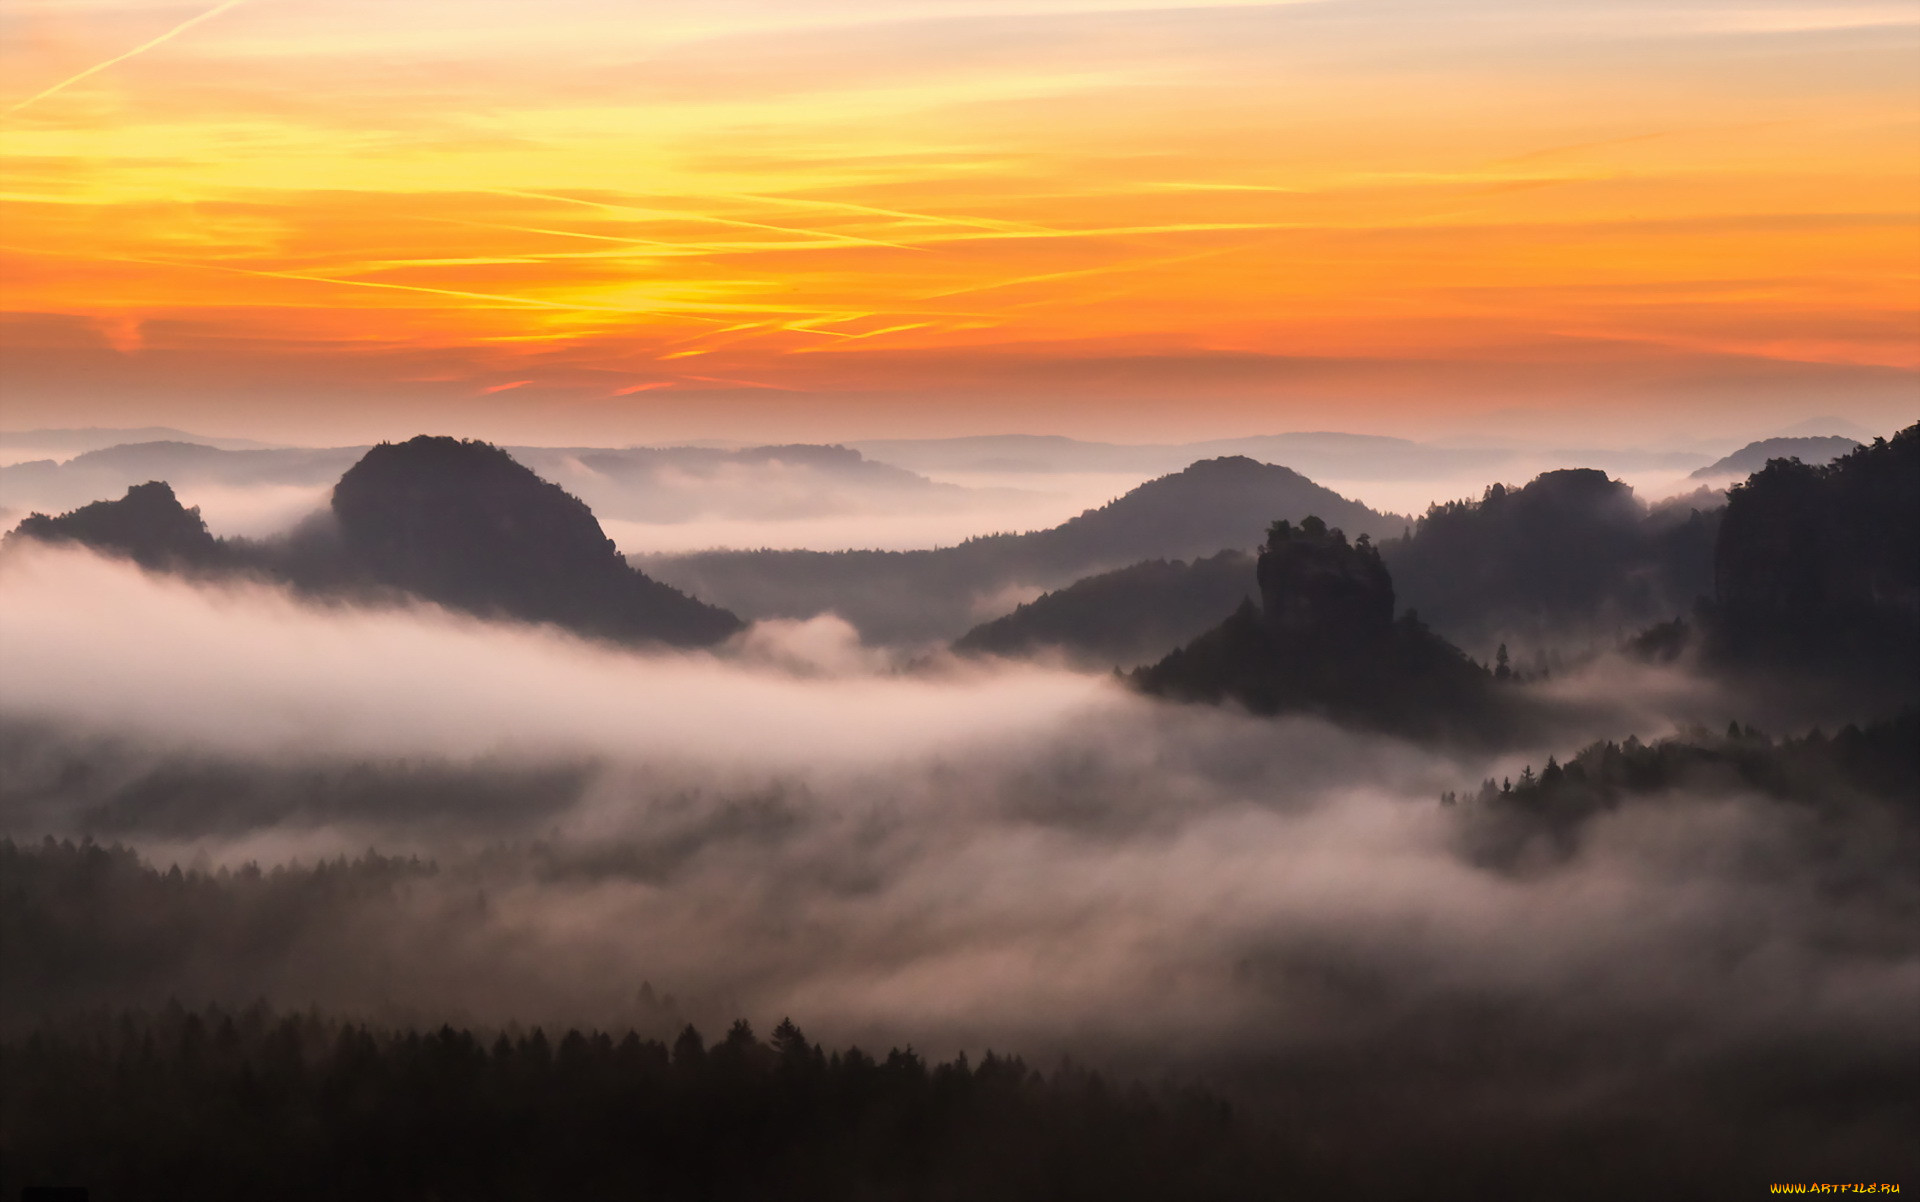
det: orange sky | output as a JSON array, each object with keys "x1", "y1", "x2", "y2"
[{"x1": 2, "y1": 0, "x2": 1916, "y2": 444}]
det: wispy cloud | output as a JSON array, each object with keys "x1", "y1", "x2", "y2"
[{"x1": 7, "y1": 0, "x2": 253, "y2": 115}]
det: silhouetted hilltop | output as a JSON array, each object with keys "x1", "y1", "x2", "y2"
[
  {"x1": 1381, "y1": 467, "x2": 1720, "y2": 656},
  {"x1": 5, "y1": 481, "x2": 224, "y2": 569},
  {"x1": 1029, "y1": 455, "x2": 1399, "y2": 559},
  {"x1": 332, "y1": 436, "x2": 741, "y2": 646},
  {"x1": 643, "y1": 458, "x2": 1399, "y2": 644},
  {"x1": 1711, "y1": 422, "x2": 1919, "y2": 682},
  {"x1": 953, "y1": 550, "x2": 1255, "y2": 668},
  {"x1": 1133, "y1": 518, "x2": 1496, "y2": 739},
  {"x1": 1690, "y1": 435, "x2": 1859, "y2": 480}
]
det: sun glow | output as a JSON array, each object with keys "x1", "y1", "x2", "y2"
[{"x1": 3, "y1": 0, "x2": 1915, "y2": 441}]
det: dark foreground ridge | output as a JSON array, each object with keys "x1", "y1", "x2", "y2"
[
  {"x1": 0, "y1": 1003, "x2": 1247, "y2": 1202},
  {"x1": 1133, "y1": 517, "x2": 1498, "y2": 739}
]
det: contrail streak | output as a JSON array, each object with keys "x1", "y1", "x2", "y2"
[{"x1": 9, "y1": 0, "x2": 251, "y2": 115}]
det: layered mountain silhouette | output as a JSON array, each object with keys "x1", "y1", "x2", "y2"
[
  {"x1": 0, "y1": 426, "x2": 269, "y2": 459},
  {"x1": 0, "y1": 441, "x2": 363, "y2": 520},
  {"x1": 505, "y1": 442, "x2": 961, "y2": 524},
  {"x1": 1133, "y1": 517, "x2": 1498, "y2": 740},
  {"x1": 0, "y1": 438, "x2": 952, "y2": 529},
  {"x1": 847, "y1": 431, "x2": 1706, "y2": 481},
  {"x1": 5, "y1": 436, "x2": 741, "y2": 647},
  {"x1": 1690, "y1": 435, "x2": 1859, "y2": 480},
  {"x1": 643, "y1": 457, "x2": 1401, "y2": 643},
  {"x1": 1381, "y1": 468, "x2": 1720, "y2": 655},
  {"x1": 953, "y1": 550, "x2": 1255, "y2": 668}
]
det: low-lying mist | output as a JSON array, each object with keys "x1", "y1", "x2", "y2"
[{"x1": 4, "y1": 538, "x2": 1915, "y2": 1145}]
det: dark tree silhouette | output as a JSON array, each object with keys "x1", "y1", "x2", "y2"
[
  {"x1": 1710, "y1": 421, "x2": 1920, "y2": 683},
  {"x1": 1455, "y1": 708, "x2": 1920, "y2": 869},
  {"x1": 0, "y1": 1004, "x2": 1247, "y2": 1201},
  {"x1": 1380, "y1": 468, "x2": 1721, "y2": 654}
]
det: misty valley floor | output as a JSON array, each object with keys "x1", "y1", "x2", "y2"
[
  {"x1": 1, "y1": 543, "x2": 1917, "y2": 1198},
  {"x1": 3, "y1": 426, "x2": 1919, "y2": 1199}
]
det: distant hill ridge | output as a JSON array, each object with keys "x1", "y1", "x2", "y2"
[
  {"x1": 642, "y1": 456, "x2": 1403, "y2": 644},
  {"x1": 950, "y1": 464, "x2": 1731, "y2": 671},
  {"x1": 848, "y1": 431, "x2": 1708, "y2": 480},
  {"x1": 1027, "y1": 455, "x2": 1397, "y2": 560},
  {"x1": 0, "y1": 438, "x2": 954, "y2": 531},
  {"x1": 1690, "y1": 436, "x2": 1860, "y2": 480},
  {"x1": 0, "y1": 426, "x2": 273, "y2": 458}
]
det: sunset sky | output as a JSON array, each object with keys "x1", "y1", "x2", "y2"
[{"x1": 2, "y1": 0, "x2": 1915, "y2": 445}]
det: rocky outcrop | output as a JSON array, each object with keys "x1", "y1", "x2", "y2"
[{"x1": 1133, "y1": 517, "x2": 1496, "y2": 740}]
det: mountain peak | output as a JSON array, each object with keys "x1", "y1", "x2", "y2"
[
  {"x1": 331, "y1": 435, "x2": 740, "y2": 645},
  {"x1": 1043, "y1": 456, "x2": 1399, "y2": 558},
  {"x1": 1172, "y1": 455, "x2": 1304, "y2": 480}
]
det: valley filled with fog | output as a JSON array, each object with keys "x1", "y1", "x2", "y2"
[{"x1": 1, "y1": 421, "x2": 1914, "y2": 1196}]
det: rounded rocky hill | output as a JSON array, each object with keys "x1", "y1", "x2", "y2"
[{"x1": 331, "y1": 436, "x2": 741, "y2": 646}]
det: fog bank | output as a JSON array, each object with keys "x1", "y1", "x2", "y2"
[{"x1": 2, "y1": 544, "x2": 1914, "y2": 1121}]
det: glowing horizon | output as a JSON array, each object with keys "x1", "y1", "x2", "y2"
[{"x1": 3, "y1": 0, "x2": 1916, "y2": 445}]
